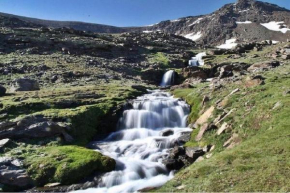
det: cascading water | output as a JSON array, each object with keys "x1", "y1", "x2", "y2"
[
  {"x1": 76, "y1": 90, "x2": 191, "y2": 193},
  {"x1": 160, "y1": 70, "x2": 175, "y2": 86}
]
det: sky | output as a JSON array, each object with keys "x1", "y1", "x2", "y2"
[{"x1": 0, "y1": 0, "x2": 289, "y2": 27}]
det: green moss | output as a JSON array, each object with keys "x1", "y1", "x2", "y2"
[{"x1": 26, "y1": 146, "x2": 115, "y2": 186}]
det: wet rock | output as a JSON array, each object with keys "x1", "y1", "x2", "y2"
[
  {"x1": 10, "y1": 78, "x2": 40, "y2": 92},
  {"x1": 162, "y1": 158, "x2": 184, "y2": 170},
  {"x1": 160, "y1": 129, "x2": 174, "y2": 136},
  {"x1": 176, "y1": 131, "x2": 191, "y2": 145},
  {"x1": 0, "y1": 85, "x2": 6, "y2": 97},
  {"x1": 185, "y1": 147, "x2": 205, "y2": 161}
]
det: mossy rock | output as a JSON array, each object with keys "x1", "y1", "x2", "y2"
[{"x1": 26, "y1": 146, "x2": 115, "y2": 186}]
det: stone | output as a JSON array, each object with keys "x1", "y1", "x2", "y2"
[
  {"x1": 216, "y1": 122, "x2": 230, "y2": 135},
  {"x1": 245, "y1": 76, "x2": 264, "y2": 87},
  {"x1": 0, "y1": 116, "x2": 73, "y2": 142},
  {"x1": 160, "y1": 129, "x2": 174, "y2": 136},
  {"x1": 272, "y1": 101, "x2": 282, "y2": 110},
  {"x1": 281, "y1": 54, "x2": 290, "y2": 60},
  {"x1": 0, "y1": 157, "x2": 33, "y2": 189},
  {"x1": 223, "y1": 133, "x2": 241, "y2": 149},
  {"x1": 195, "y1": 106, "x2": 215, "y2": 126},
  {"x1": 162, "y1": 158, "x2": 183, "y2": 170},
  {"x1": 247, "y1": 61, "x2": 280, "y2": 72},
  {"x1": 176, "y1": 131, "x2": 191, "y2": 145},
  {"x1": 44, "y1": 182, "x2": 61, "y2": 187},
  {"x1": 185, "y1": 147, "x2": 205, "y2": 160},
  {"x1": 0, "y1": 139, "x2": 11, "y2": 149},
  {"x1": 195, "y1": 124, "x2": 217, "y2": 141},
  {"x1": 0, "y1": 85, "x2": 6, "y2": 97},
  {"x1": 10, "y1": 78, "x2": 40, "y2": 92}
]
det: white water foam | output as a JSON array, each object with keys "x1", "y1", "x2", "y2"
[{"x1": 75, "y1": 90, "x2": 191, "y2": 193}]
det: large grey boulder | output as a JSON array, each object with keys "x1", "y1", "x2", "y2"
[
  {"x1": 0, "y1": 85, "x2": 6, "y2": 96},
  {"x1": 185, "y1": 147, "x2": 205, "y2": 161},
  {"x1": 0, "y1": 116, "x2": 73, "y2": 142},
  {"x1": 10, "y1": 78, "x2": 40, "y2": 92},
  {"x1": 0, "y1": 157, "x2": 33, "y2": 190}
]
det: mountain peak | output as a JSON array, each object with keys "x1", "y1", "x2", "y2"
[{"x1": 236, "y1": 0, "x2": 254, "y2": 9}]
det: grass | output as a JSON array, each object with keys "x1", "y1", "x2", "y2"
[
  {"x1": 157, "y1": 60, "x2": 290, "y2": 192},
  {"x1": 22, "y1": 145, "x2": 115, "y2": 186}
]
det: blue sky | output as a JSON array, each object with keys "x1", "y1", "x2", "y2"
[{"x1": 0, "y1": 0, "x2": 289, "y2": 27}]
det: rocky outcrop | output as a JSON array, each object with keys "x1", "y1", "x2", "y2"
[
  {"x1": 247, "y1": 61, "x2": 280, "y2": 72},
  {"x1": 0, "y1": 116, "x2": 73, "y2": 142},
  {"x1": 10, "y1": 78, "x2": 40, "y2": 92}
]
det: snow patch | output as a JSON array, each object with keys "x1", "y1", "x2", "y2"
[
  {"x1": 217, "y1": 39, "x2": 237, "y2": 49},
  {"x1": 236, "y1": 21, "x2": 252, "y2": 24},
  {"x1": 261, "y1": 21, "x2": 290, "y2": 34},
  {"x1": 143, "y1": 31, "x2": 153, "y2": 33},
  {"x1": 239, "y1": 9, "x2": 250, "y2": 13},
  {"x1": 188, "y1": 18, "x2": 203, "y2": 26},
  {"x1": 171, "y1": 19, "x2": 180, "y2": 22},
  {"x1": 184, "y1": 32, "x2": 202, "y2": 41}
]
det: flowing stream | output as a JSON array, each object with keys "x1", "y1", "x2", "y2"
[{"x1": 77, "y1": 71, "x2": 191, "y2": 193}]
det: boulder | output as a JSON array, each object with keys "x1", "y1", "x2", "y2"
[
  {"x1": 195, "y1": 123, "x2": 217, "y2": 141},
  {"x1": 10, "y1": 78, "x2": 40, "y2": 92},
  {"x1": 247, "y1": 61, "x2": 280, "y2": 72},
  {"x1": 0, "y1": 116, "x2": 73, "y2": 142},
  {"x1": 216, "y1": 122, "x2": 230, "y2": 135},
  {"x1": 0, "y1": 85, "x2": 6, "y2": 96},
  {"x1": 176, "y1": 131, "x2": 191, "y2": 145},
  {"x1": 223, "y1": 133, "x2": 241, "y2": 149}
]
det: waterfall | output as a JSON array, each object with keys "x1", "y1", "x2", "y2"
[
  {"x1": 77, "y1": 90, "x2": 191, "y2": 193},
  {"x1": 160, "y1": 70, "x2": 175, "y2": 86}
]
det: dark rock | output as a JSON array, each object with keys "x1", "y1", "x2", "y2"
[
  {"x1": 176, "y1": 131, "x2": 191, "y2": 145},
  {"x1": 160, "y1": 129, "x2": 174, "y2": 136},
  {"x1": 0, "y1": 157, "x2": 33, "y2": 190},
  {"x1": 0, "y1": 85, "x2": 6, "y2": 97},
  {"x1": 10, "y1": 78, "x2": 40, "y2": 92},
  {"x1": 185, "y1": 147, "x2": 205, "y2": 161},
  {"x1": 162, "y1": 158, "x2": 184, "y2": 170}
]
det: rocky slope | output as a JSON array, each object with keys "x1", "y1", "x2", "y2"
[
  {"x1": 1, "y1": 0, "x2": 290, "y2": 46},
  {"x1": 146, "y1": 0, "x2": 290, "y2": 46}
]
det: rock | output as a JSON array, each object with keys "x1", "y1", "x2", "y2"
[
  {"x1": 195, "y1": 156, "x2": 205, "y2": 162},
  {"x1": 195, "y1": 123, "x2": 217, "y2": 141},
  {"x1": 160, "y1": 129, "x2": 174, "y2": 136},
  {"x1": 0, "y1": 138, "x2": 11, "y2": 149},
  {"x1": 272, "y1": 101, "x2": 282, "y2": 110},
  {"x1": 247, "y1": 61, "x2": 280, "y2": 72},
  {"x1": 169, "y1": 146, "x2": 185, "y2": 159},
  {"x1": 162, "y1": 158, "x2": 183, "y2": 170},
  {"x1": 206, "y1": 153, "x2": 213, "y2": 159},
  {"x1": 170, "y1": 83, "x2": 193, "y2": 90},
  {"x1": 185, "y1": 147, "x2": 205, "y2": 161},
  {"x1": 44, "y1": 182, "x2": 61, "y2": 187},
  {"x1": 10, "y1": 78, "x2": 40, "y2": 92},
  {"x1": 131, "y1": 85, "x2": 148, "y2": 92},
  {"x1": 245, "y1": 76, "x2": 264, "y2": 87},
  {"x1": 0, "y1": 85, "x2": 6, "y2": 97},
  {"x1": 0, "y1": 157, "x2": 33, "y2": 190},
  {"x1": 216, "y1": 122, "x2": 230, "y2": 135},
  {"x1": 0, "y1": 121, "x2": 17, "y2": 131},
  {"x1": 176, "y1": 132, "x2": 191, "y2": 145},
  {"x1": 215, "y1": 109, "x2": 235, "y2": 125},
  {"x1": 281, "y1": 54, "x2": 290, "y2": 60},
  {"x1": 0, "y1": 116, "x2": 73, "y2": 142},
  {"x1": 223, "y1": 133, "x2": 241, "y2": 149},
  {"x1": 195, "y1": 106, "x2": 215, "y2": 126}
]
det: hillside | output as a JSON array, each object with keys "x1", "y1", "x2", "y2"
[{"x1": 145, "y1": 0, "x2": 290, "y2": 46}]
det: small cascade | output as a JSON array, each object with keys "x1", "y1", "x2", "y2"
[
  {"x1": 160, "y1": 70, "x2": 175, "y2": 86},
  {"x1": 188, "y1": 52, "x2": 207, "y2": 66},
  {"x1": 77, "y1": 90, "x2": 191, "y2": 193}
]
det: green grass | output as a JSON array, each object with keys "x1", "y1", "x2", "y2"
[
  {"x1": 23, "y1": 145, "x2": 115, "y2": 186},
  {"x1": 158, "y1": 61, "x2": 290, "y2": 192}
]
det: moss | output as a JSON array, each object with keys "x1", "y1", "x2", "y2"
[{"x1": 26, "y1": 145, "x2": 115, "y2": 186}]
